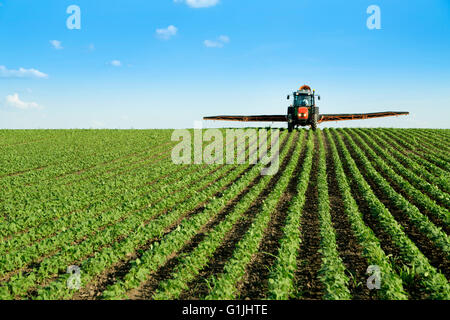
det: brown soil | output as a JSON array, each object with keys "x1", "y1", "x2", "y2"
[
  {"x1": 323, "y1": 133, "x2": 374, "y2": 300},
  {"x1": 71, "y1": 164, "x2": 245, "y2": 300},
  {"x1": 237, "y1": 133, "x2": 307, "y2": 299},
  {"x1": 349, "y1": 131, "x2": 450, "y2": 233},
  {"x1": 333, "y1": 131, "x2": 431, "y2": 299},
  {"x1": 342, "y1": 133, "x2": 450, "y2": 279},
  {"x1": 71, "y1": 135, "x2": 266, "y2": 300},
  {"x1": 382, "y1": 130, "x2": 448, "y2": 172},
  {"x1": 293, "y1": 133, "x2": 323, "y2": 300},
  {"x1": 128, "y1": 164, "x2": 263, "y2": 300},
  {"x1": 176, "y1": 134, "x2": 295, "y2": 300}
]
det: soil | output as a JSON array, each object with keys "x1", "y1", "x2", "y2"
[
  {"x1": 293, "y1": 133, "x2": 323, "y2": 300},
  {"x1": 323, "y1": 133, "x2": 374, "y2": 300}
]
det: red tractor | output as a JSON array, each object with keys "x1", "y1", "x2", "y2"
[
  {"x1": 204, "y1": 84, "x2": 409, "y2": 130},
  {"x1": 287, "y1": 85, "x2": 319, "y2": 132}
]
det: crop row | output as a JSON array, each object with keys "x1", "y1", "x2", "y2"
[
  {"x1": 203, "y1": 132, "x2": 302, "y2": 299},
  {"x1": 102, "y1": 131, "x2": 296, "y2": 300},
  {"x1": 339, "y1": 129, "x2": 450, "y2": 255},
  {"x1": 384, "y1": 128, "x2": 450, "y2": 167},
  {"x1": 331, "y1": 129, "x2": 449, "y2": 299},
  {"x1": 0, "y1": 130, "x2": 237, "y2": 240},
  {"x1": 380, "y1": 129, "x2": 449, "y2": 176},
  {"x1": 359, "y1": 129, "x2": 450, "y2": 202},
  {"x1": 315, "y1": 130, "x2": 351, "y2": 299},
  {"x1": 0, "y1": 130, "x2": 171, "y2": 179},
  {"x1": 0, "y1": 145, "x2": 248, "y2": 299},
  {"x1": 324, "y1": 129, "x2": 407, "y2": 299},
  {"x1": 267, "y1": 131, "x2": 314, "y2": 299},
  {"x1": 350, "y1": 129, "x2": 449, "y2": 225},
  {"x1": 33, "y1": 130, "x2": 287, "y2": 300},
  {"x1": 395, "y1": 129, "x2": 450, "y2": 161}
]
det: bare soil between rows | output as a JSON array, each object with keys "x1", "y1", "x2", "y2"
[
  {"x1": 324, "y1": 133, "x2": 374, "y2": 300},
  {"x1": 293, "y1": 133, "x2": 323, "y2": 300},
  {"x1": 177, "y1": 134, "x2": 296, "y2": 299}
]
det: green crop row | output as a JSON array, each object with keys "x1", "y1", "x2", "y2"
[
  {"x1": 350, "y1": 129, "x2": 450, "y2": 225},
  {"x1": 316, "y1": 130, "x2": 351, "y2": 300},
  {"x1": 324, "y1": 129, "x2": 407, "y2": 300},
  {"x1": 0, "y1": 133, "x2": 173, "y2": 194},
  {"x1": 360, "y1": 129, "x2": 450, "y2": 202},
  {"x1": 381, "y1": 129, "x2": 450, "y2": 175},
  {"x1": 0, "y1": 149, "x2": 176, "y2": 238},
  {"x1": 331, "y1": 129, "x2": 449, "y2": 299},
  {"x1": 0, "y1": 130, "x2": 59, "y2": 149},
  {"x1": 396, "y1": 129, "x2": 450, "y2": 162},
  {"x1": 203, "y1": 132, "x2": 303, "y2": 300},
  {"x1": 0, "y1": 130, "x2": 171, "y2": 181},
  {"x1": 0, "y1": 129, "x2": 241, "y2": 248},
  {"x1": 339, "y1": 129, "x2": 450, "y2": 255},
  {"x1": 267, "y1": 131, "x2": 314, "y2": 300},
  {"x1": 34, "y1": 130, "x2": 284, "y2": 300},
  {"x1": 0, "y1": 161, "x2": 215, "y2": 258},
  {"x1": 0, "y1": 134, "x2": 175, "y2": 222},
  {"x1": 0, "y1": 155, "x2": 243, "y2": 299},
  {"x1": 0, "y1": 129, "x2": 236, "y2": 239},
  {"x1": 408, "y1": 130, "x2": 450, "y2": 156},
  {"x1": 102, "y1": 131, "x2": 294, "y2": 300},
  {"x1": 0, "y1": 160, "x2": 232, "y2": 286}
]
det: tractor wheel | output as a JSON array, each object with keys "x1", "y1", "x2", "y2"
[
  {"x1": 311, "y1": 112, "x2": 318, "y2": 131},
  {"x1": 288, "y1": 122, "x2": 293, "y2": 132},
  {"x1": 311, "y1": 117, "x2": 318, "y2": 131}
]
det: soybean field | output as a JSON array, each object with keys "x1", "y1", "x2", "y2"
[{"x1": 0, "y1": 128, "x2": 449, "y2": 300}]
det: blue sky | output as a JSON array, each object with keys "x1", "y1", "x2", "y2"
[{"x1": 0, "y1": 0, "x2": 449, "y2": 129}]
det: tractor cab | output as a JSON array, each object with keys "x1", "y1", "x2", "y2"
[
  {"x1": 293, "y1": 87, "x2": 314, "y2": 107},
  {"x1": 286, "y1": 85, "x2": 321, "y2": 131}
]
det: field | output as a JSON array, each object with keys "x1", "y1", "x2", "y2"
[{"x1": 0, "y1": 128, "x2": 449, "y2": 300}]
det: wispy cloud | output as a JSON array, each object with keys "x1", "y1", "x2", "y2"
[
  {"x1": 204, "y1": 35, "x2": 230, "y2": 48},
  {"x1": 50, "y1": 40, "x2": 63, "y2": 50},
  {"x1": 0, "y1": 66, "x2": 48, "y2": 79},
  {"x1": 218, "y1": 35, "x2": 230, "y2": 43},
  {"x1": 174, "y1": 0, "x2": 219, "y2": 8},
  {"x1": 156, "y1": 25, "x2": 178, "y2": 40},
  {"x1": 109, "y1": 60, "x2": 122, "y2": 67},
  {"x1": 5, "y1": 93, "x2": 42, "y2": 110}
]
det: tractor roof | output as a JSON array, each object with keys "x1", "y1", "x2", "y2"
[{"x1": 299, "y1": 85, "x2": 312, "y2": 91}]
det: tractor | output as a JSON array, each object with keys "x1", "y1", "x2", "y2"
[
  {"x1": 287, "y1": 85, "x2": 320, "y2": 132},
  {"x1": 203, "y1": 84, "x2": 409, "y2": 130}
]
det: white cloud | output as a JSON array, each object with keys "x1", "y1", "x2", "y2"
[
  {"x1": 204, "y1": 40, "x2": 223, "y2": 48},
  {"x1": 204, "y1": 35, "x2": 230, "y2": 48},
  {"x1": 50, "y1": 40, "x2": 63, "y2": 50},
  {"x1": 156, "y1": 25, "x2": 178, "y2": 40},
  {"x1": 88, "y1": 43, "x2": 95, "y2": 51},
  {"x1": 110, "y1": 60, "x2": 122, "y2": 67},
  {"x1": 0, "y1": 66, "x2": 48, "y2": 79},
  {"x1": 5, "y1": 93, "x2": 42, "y2": 110},
  {"x1": 174, "y1": 0, "x2": 219, "y2": 8},
  {"x1": 218, "y1": 35, "x2": 230, "y2": 43}
]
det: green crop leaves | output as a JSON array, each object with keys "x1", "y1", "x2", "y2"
[{"x1": 0, "y1": 128, "x2": 448, "y2": 300}]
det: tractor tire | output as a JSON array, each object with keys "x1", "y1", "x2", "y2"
[
  {"x1": 288, "y1": 122, "x2": 294, "y2": 132},
  {"x1": 311, "y1": 108, "x2": 319, "y2": 131},
  {"x1": 311, "y1": 115, "x2": 318, "y2": 131}
]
